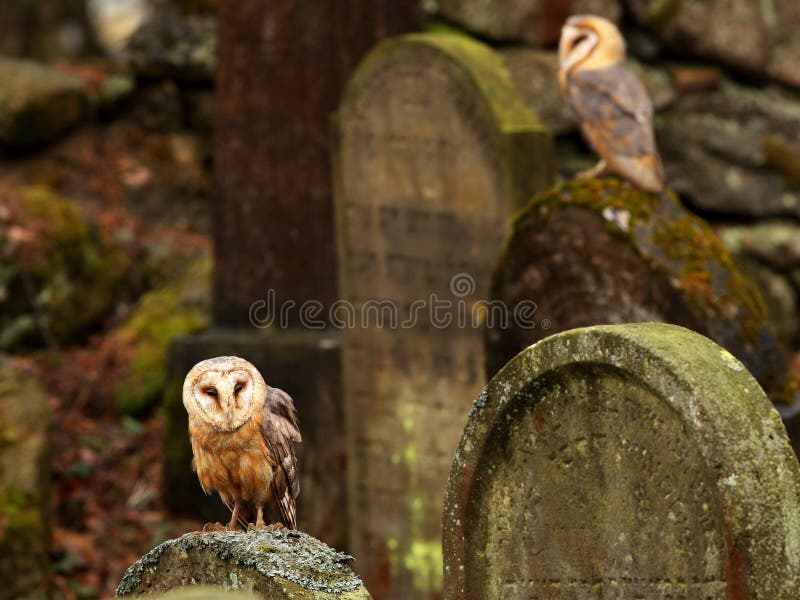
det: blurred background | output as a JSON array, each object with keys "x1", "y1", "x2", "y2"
[{"x1": 0, "y1": 0, "x2": 799, "y2": 598}]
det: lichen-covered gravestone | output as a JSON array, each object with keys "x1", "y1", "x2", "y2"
[
  {"x1": 444, "y1": 323, "x2": 800, "y2": 599},
  {"x1": 333, "y1": 31, "x2": 552, "y2": 598},
  {"x1": 488, "y1": 178, "x2": 798, "y2": 407},
  {"x1": 115, "y1": 530, "x2": 371, "y2": 599}
]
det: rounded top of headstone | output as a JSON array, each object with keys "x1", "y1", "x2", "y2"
[
  {"x1": 116, "y1": 530, "x2": 368, "y2": 598},
  {"x1": 340, "y1": 31, "x2": 548, "y2": 138},
  {"x1": 444, "y1": 323, "x2": 800, "y2": 599}
]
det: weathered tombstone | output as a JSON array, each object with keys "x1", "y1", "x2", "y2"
[
  {"x1": 115, "y1": 530, "x2": 372, "y2": 599},
  {"x1": 488, "y1": 178, "x2": 799, "y2": 408},
  {"x1": 162, "y1": 0, "x2": 423, "y2": 550},
  {"x1": 444, "y1": 323, "x2": 800, "y2": 599},
  {"x1": 333, "y1": 31, "x2": 553, "y2": 598}
]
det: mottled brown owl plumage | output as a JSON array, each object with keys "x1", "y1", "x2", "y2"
[
  {"x1": 182, "y1": 356, "x2": 302, "y2": 531},
  {"x1": 559, "y1": 15, "x2": 665, "y2": 193}
]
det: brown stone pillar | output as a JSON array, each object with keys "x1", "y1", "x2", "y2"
[{"x1": 214, "y1": 0, "x2": 423, "y2": 326}]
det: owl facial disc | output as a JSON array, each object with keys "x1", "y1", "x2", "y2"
[{"x1": 183, "y1": 356, "x2": 267, "y2": 432}]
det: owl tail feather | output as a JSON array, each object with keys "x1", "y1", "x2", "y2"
[{"x1": 274, "y1": 483, "x2": 297, "y2": 530}]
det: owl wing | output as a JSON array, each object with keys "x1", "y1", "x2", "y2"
[
  {"x1": 567, "y1": 63, "x2": 665, "y2": 192},
  {"x1": 260, "y1": 385, "x2": 302, "y2": 529}
]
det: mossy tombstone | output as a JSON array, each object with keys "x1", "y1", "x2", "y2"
[
  {"x1": 116, "y1": 530, "x2": 371, "y2": 599},
  {"x1": 444, "y1": 323, "x2": 800, "y2": 599},
  {"x1": 333, "y1": 31, "x2": 552, "y2": 599},
  {"x1": 488, "y1": 178, "x2": 798, "y2": 406}
]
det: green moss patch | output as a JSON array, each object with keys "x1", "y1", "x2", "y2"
[
  {"x1": 1, "y1": 186, "x2": 131, "y2": 350},
  {"x1": 498, "y1": 178, "x2": 797, "y2": 404},
  {"x1": 113, "y1": 253, "x2": 211, "y2": 415}
]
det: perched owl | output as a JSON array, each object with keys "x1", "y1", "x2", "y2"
[
  {"x1": 558, "y1": 15, "x2": 665, "y2": 193},
  {"x1": 182, "y1": 356, "x2": 302, "y2": 531}
]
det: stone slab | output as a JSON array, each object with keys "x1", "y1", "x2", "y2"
[
  {"x1": 116, "y1": 530, "x2": 371, "y2": 599},
  {"x1": 444, "y1": 323, "x2": 800, "y2": 599},
  {"x1": 488, "y1": 178, "x2": 798, "y2": 407},
  {"x1": 333, "y1": 30, "x2": 553, "y2": 599}
]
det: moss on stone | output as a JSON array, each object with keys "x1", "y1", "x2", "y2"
[
  {"x1": 135, "y1": 587, "x2": 260, "y2": 600},
  {"x1": 498, "y1": 177, "x2": 797, "y2": 404},
  {"x1": 337, "y1": 30, "x2": 554, "y2": 210},
  {"x1": 114, "y1": 252, "x2": 211, "y2": 415},
  {"x1": 444, "y1": 323, "x2": 800, "y2": 598},
  {"x1": 0, "y1": 57, "x2": 87, "y2": 148},
  {"x1": 116, "y1": 530, "x2": 370, "y2": 599},
  {"x1": 1, "y1": 186, "x2": 130, "y2": 349}
]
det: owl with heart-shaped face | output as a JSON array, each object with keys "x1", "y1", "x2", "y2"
[
  {"x1": 559, "y1": 15, "x2": 665, "y2": 194},
  {"x1": 182, "y1": 356, "x2": 301, "y2": 531}
]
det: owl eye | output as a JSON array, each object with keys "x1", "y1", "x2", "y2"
[
  {"x1": 204, "y1": 387, "x2": 218, "y2": 399},
  {"x1": 234, "y1": 382, "x2": 244, "y2": 394},
  {"x1": 572, "y1": 34, "x2": 588, "y2": 48}
]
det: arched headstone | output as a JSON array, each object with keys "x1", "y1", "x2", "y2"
[
  {"x1": 333, "y1": 31, "x2": 553, "y2": 598},
  {"x1": 444, "y1": 323, "x2": 800, "y2": 599}
]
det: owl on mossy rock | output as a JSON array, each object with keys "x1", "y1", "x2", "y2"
[
  {"x1": 182, "y1": 356, "x2": 302, "y2": 531},
  {"x1": 559, "y1": 14, "x2": 665, "y2": 194}
]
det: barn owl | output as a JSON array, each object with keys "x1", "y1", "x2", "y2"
[
  {"x1": 558, "y1": 15, "x2": 665, "y2": 193},
  {"x1": 182, "y1": 356, "x2": 302, "y2": 530}
]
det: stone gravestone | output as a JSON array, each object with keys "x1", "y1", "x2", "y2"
[
  {"x1": 488, "y1": 178, "x2": 799, "y2": 408},
  {"x1": 333, "y1": 31, "x2": 553, "y2": 598},
  {"x1": 162, "y1": 0, "x2": 423, "y2": 550},
  {"x1": 444, "y1": 323, "x2": 800, "y2": 599},
  {"x1": 116, "y1": 530, "x2": 372, "y2": 599}
]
